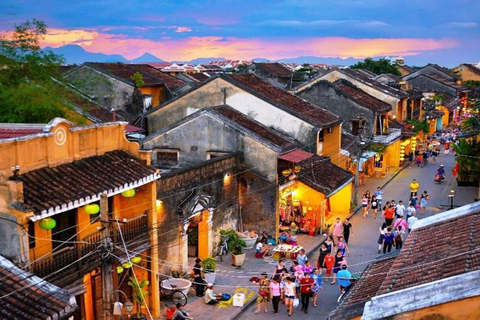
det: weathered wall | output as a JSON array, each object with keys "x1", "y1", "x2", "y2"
[
  {"x1": 64, "y1": 65, "x2": 134, "y2": 111},
  {"x1": 453, "y1": 66, "x2": 480, "y2": 82},
  {"x1": 408, "y1": 75, "x2": 458, "y2": 97}
]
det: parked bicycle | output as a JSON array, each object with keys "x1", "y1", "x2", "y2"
[
  {"x1": 215, "y1": 235, "x2": 229, "y2": 262},
  {"x1": 160, "y1": 277, "x2": 188, "y2": 306}
]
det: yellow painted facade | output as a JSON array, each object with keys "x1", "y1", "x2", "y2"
[
  {"x1": 140, "y1": 86, "x2": 166, "y2": 108},
  {"x1": 322, "y1": 125, "x2": 342, "y2": 167},
  {"x1": 453, "y1": 64, "x2": 480, "y2": 82},
  {"x1": 0, "y1": 118, "x2": 161, "y2": 319},
  {"x1": 328, "y1": 181, "x2": 352, "y2": 220}
]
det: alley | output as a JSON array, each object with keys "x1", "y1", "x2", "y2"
[{"x1": 236, "y1": 151, "x2": 478, "y2": 320}]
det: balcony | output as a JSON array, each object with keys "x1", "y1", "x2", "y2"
[
  {"x1": 371, "y1": 128, "x2": 402, "y2": 145},
  {"x1": 29, "y1": 214, "x2": 149, "y2": 287}
]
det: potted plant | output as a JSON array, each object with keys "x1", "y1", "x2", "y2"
[
  {"x1": 202, "y1": 256, "x2": 217, "y2": 284},
  {"x1": 128, "y1": 277, "x2": 149, "y2": 320},
  {"x1": 230, "y1": 238, "x2": 246, "y2": 267}
]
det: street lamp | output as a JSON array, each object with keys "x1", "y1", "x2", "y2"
[
  {"x1": 112, "y1": 290, "x2": 134, "y2": 319},
  {"x1": 448, "y1": 189, "x2": 456, "y2": 210}
]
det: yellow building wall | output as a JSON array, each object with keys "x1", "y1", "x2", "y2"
[
  {"x1": 329, "y1": 181, "x2": 352, "y2": 219},
  {"x1": 198, "y1": 210, "x2": 210, "y2": 259},
  {"x1": 385, "y1": 139, "x2": 402, "y2": 168},
  {"x1": 140, "y1": 86, "x2": 166, "y2": 107},
  {"x1": 453, "y1": 65, "x2": 480, "y2": 82},
  {"x1": 388, "y1": 295, "x2": 480, "y2": 320},
  {"x1": 323, "y1": 125, "x2": 342, "y2": 166}
]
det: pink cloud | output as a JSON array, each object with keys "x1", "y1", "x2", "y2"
[{"x1": 40, "y1": 28, "x2": 458, "y2": 61}]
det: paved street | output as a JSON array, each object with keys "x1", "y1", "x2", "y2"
[{"x1": 236, "y1": 151, "x2": 478, "y2": 320}]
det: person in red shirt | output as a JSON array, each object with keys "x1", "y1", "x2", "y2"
[
  {"x1": 323, "y1": 251, "x2": 335, "y2": 277},
  {"x1": 381, "y1": 202, "x2": 395, "y2": 227},
  {"x1": 299, "y1": 272, "x2": 314, "y2": 314}
]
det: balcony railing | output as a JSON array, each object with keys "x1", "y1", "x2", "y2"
[
  {"x1": 28, "y1": 214, "x2": 149, "y2": 287},
  {"x1": 371, "y1": 128, "x2": 402, "y2": 144}
]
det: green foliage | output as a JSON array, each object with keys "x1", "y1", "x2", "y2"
[
  {"x1": 219, "y1": 229, "x2": 245, "y2": 254},
  {"x1": 130, "y1": 71, "x2": 145, "y2": 87},
  {"x1": 128, "y1": 276, "x2": 149, "y2": 317},
  {"x1": 368, "y1": 144, "x2": 388, "y2": 155},
  {"x1": 464, "y1": 80, "x2": 480, "y2": 89},
  {"x1": 350, "y1": 57, "x2": 401, "y2": 76},
  {"x1": 202, "y1": 256, "x2": 217, "y2": 272},
  {"x1": 405, "y1": 119, "x2": 429, "y2": 134},
  {"x1": 451, "y1": 139, "x2": 480, "y2": 182}
]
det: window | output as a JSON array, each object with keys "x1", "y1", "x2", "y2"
[
  {"x1": 155, "y1": 151, "x2": 179, "y2": 165},
  {"x1": 317, "y1": 130, "x2": 324, "y2": 155},
  {"x1": 207, "y1": 151, "x2": 229, "y2": 160},
  {"x1": 28, "y1": 221, "x2": 36, "y2": 249}
]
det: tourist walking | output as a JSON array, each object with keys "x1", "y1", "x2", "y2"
[
  {"x1": 361, "y1": 194, "x2": 369, "y2": 218},
  {"x1": 395, "y1": 200, "x2": 406, "y2": 219},
  {"x1": 420, "y1": 190, "x2": 429, "y2": 214},
  {"x1": 323, "y1": 251, "x2": 335, "y2": 279},
  {"x1": 332, "y1": 217, "x2": 344, "y2": 243},
  {"x1": 409, "y1": 179, "x2": 420, "y2": 196},
  {"x1": 377, "y1": 222, "x2": 388, "y2": 253},
  {"x1": 326, "y1": 235, "x2": 335, "y2": 255},
  {"x1": 192, "y1": 258, "x2": 205, "y2": 297},
  {"x1": 370, "y1": 195, "x2": 379, "y2": 219},
  {"x1": 254, "y1": 273, "x2": 270, "y2": 314},
  {"x1": 299, "y1": 272, "x2": 314, "y2": 314},
  {"x1": 382, "y1": 201, "x2": 395, "y2": 227},
  {"x1": 283, "y1": 276, "x2": 296, "y2": 317},
  {"x1": 332, "y1": 250, "x2": 346, "y2": 285},
  {"x1": 382, "y1": 228, "x2": 395, "y2": 254},
  {"x1": 337, "y1": 236, "x2": 350, "y2": 256},
  {"x1": 342, "y1": 218, "x2": 353, "y2": 243},
  {"x1": 317, "y1": 243, "x2": 329, "y2": 270},
  {"x1": 311, "y1": 268, "x2": 323, "y2": 308},
  {"x1": 270, "y1": 275, "x2": 282, "y2": 315},
  {"x1": 274, "y1": 259, "x2": 287, "y2": 276},
  {"x1": 297, "y1": 249, "x2": 308, "y2": 266},
  {"x1": 407, "y1": 212, "x2": 419, "y2": 233},
  {"x1": 394, "y1": 226, "x2": 406, "y2": 250}
]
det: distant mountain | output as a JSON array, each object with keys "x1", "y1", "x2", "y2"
[
  {"x1": 173, "y1": 57, "x2": 226, "y2": 65},
  {"x1": 130, "y1": 53, "x2": 164, "y2": 63},
  {"x1": 252, "y1": 58, "x2": 270, "y2": 62},
  {"x1": 276, "y1": 56, "x2": 362, "y2": 66},
  {"x1": 46, "y1": 45, "x2": 129, "y2": 64}
]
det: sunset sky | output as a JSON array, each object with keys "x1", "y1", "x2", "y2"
[{"x1": 1, "y1": 0, "x2": 479, "y2": 66}]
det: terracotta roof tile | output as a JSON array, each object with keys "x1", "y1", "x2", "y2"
[
  {"x1": 341, "y1": 68, "x2": 409, "y2": 99},
  {"x1": 18, "y1": 150, "x2": 157, "y2": 215},
  {"x1": 378, "y1": 210, "x2": 480, "y2": 295},
  {"x1": 297, "y1": 155, "x2": 353, "y2": 196},
  {"x1": 128, "y1": 63, "x2": 185, "y2": 90},
  {"x1": 210, "y1": 106, "x2": 296, "y2": 153},
  {"x1": 256, "y1": 62, "x2": 293, "y2": 78},
  {"x1": 229, "y1": 74, "x2": 341, "y2": 127},
  {"x1": 278, "y1": 149, "x2": 314, "y2": 163},
  {"x1": 332, "y1": 79, "x2": 391, "y2": 113},
  {"x1": 0, "y1": 127, "x2": 44, "y2": 139}
]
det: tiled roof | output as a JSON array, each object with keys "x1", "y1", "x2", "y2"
[
  {"x1": 341, "y1": 68, "x2": 409, "y2": 99},
  {"x1": 352, "y1": 69, "x2": 377, "y2": 78},
  {"x1": 278, "y1": 149, "x2": 314, "y2": 163},
  {"x1": 427, "y1": 63, "x2": 460, "y2": 80},
  {"x1": 0, "y1": 124, "x2": 45, "y2": 139},
  {"x1": 256, "y1": 62, "x2": 293, "y2": 78},
  {"x1": 398, "y1": 65, "x2": 414, "y2": 75},
  {"x1": 328, "y1": 255, "x2": 397, "y2": 320},
  {"x1": 297, "y1": 155, "x2": 353, "y2": 196},
  {"x1": 332, "y1": 79, "x2": 391, "y2": 113},
  {"x1": 211, "y1": 105, "x2": 296, "y2": 153},
  {"x1": 186, "y1": 73, "x2": 210, "y2": 83},
  {"x1": 229, "y1": 74, "x2": 342, "y2": 127},
  {"x1": 17, "y1": 150, "x2": 158, "y2": 217},
  {"x1": 198, "y1": 64, "x2": 223, "y2": 71},
  {"x1": 463, "y1": 63, "x2": 480, "y2": 77},
  {"x1": 0, "y1": 255, "x2": 77, "y2": 319},
  {"x1": 85, "y1": 63, "x2": 163, "y2": 87},
  {"x1": 428, "y1": 74, "x2": 467, "y2": 90},
  {"x1": 128, "y1": 63, "x2": 185, "y2": 90},
  {"x1": 378, "y1": 209, "x2": 480, "y2": 295}
]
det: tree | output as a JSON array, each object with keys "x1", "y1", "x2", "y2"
[
  {"x1": 350, "y1": 57, "x2": 401, "y2": 76},
  {"x1": 0, "y1": 19, "x2": 82, "y2": 123}
]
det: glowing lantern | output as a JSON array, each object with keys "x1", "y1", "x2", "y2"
[
  {"x1": 293, "y1": 165, "x2": 301, "y2": 173},
  {"x1": 85, "y1": 204, "x2": 100, "y2": 215},
  {"x1": 39, "y1": 218, "x2": 56, "y2": 230},
  {"x1": 282, "y1": 169, "x2": 292, "y2": 177},
  {"x1": 131, "y1": 256, "x2": 142, "y2": 264},
  {"x1": 117, "y1": 266, "x2": 124, "y2": 274},
  {"x1": 122, "y1": 262, "x2": 133, "y2": 269},
  {"x1": 122, "y1": 189, "x2": 136, "y2": 198}
]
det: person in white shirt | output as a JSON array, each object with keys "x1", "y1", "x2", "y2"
[
  {"x1": 395, "y1": 200, "x2": 406, "y2": 218},
  {"x1": 406, "y1": 203, "x2": 416, "y2": 220},
  {"x1": 205, "y1": 283, "x2": 220, "y2": 305},
  {"x1": 407, "y1": 212, "x2": 419, "y2": 233}
]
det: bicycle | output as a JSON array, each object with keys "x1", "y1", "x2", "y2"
[
  {"x1": 160, "y1": 277, "x2": 188, "y2": 306},
  {"x1": 215, "y1": 235, "x2": 229, "y2": 262}
]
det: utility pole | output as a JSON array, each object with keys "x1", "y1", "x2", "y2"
[
  {"x1": 100, "y1": 192, "x2": 114, "y2": 320},
  {"x1": 351, "y1": 128, "x2": 369, "y2": 212}
]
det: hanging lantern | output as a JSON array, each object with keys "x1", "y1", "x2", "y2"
[
  {"x1": 117, "y1": 266, "x2": 124, "y2": 274},
  {"x1": 282, "y1": 169, "x2": 292, "y2": 177},
  {"x1": 122, "y1": 262, "x2": 133, "y2": 269},
  {"x1": 131, "y1": 256, "x2": 142, "y2": 264},
  {"x1": 85, "y1": 204, "x2": 100, "y2": 215},
  {"x1": 121, "y1": 189, "x2": 136, "y2": 198},
  {"x1": 293, "y1": 165, "x2": 301, "y2": 173},
  {"x1": 39, "y1": 218, "x2": 56, "y2": 230}
]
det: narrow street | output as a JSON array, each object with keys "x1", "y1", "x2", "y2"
[{"x1": 237, "y1": 151, "x2": 479, "y2": 320}]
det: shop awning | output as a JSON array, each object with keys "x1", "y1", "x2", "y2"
[
  {"x1": 278, "y1": 149, "x2": 314, "y2": 163},
  {"x1": 359, "y1": 151, "x2": 377, "y2": 172}
]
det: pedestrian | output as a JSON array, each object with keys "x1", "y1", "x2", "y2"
[
  {"x1": 302, "y1": 260, "x2": 313, "y2": 274},
  {"x1": 382, "y1": 201, "x2": 395, "y2": 227},
  {"x1": 422, "y1": 150, "x2": 428, "y2": 166},
  {"x1": 283, "y1": 276, "x2": 296, "y2": 317},
  {"x1": 409, "y1": 179, "x2": 420, "y2": 197},
  {"x1": 382, "y1": 228, "x2": 395, "y2": 254},
  {"x1": 269, "y1": 275, "x2": 282, "y2": 315},
  {"x1": 409, "y1": 193, "x2": 418, "y2": 208},
  {"x1": 420, "y1": 190, "x2": 429, "y2": 214},
  {"x1": 395, "y1": 200, "x2": 406, "y2": 219},
  {"x1": 323, "y1": 251, "x2": 335, "y2": 279},
  {"x1": 254, "y1": 272, "x2": 270, "y2": 314},
  {"x1": 173, "y1": 302, "x2": 194, "y2": 320},
  {"x1": 377, "y1": 222, "x2": 388, "y2": 253},
  {"x1": 444, "y1": 141, "x2": 450, "y2": 154},
  {"x1": 332, "y1": 217, "x2": 344, "y2": 243},
  {"x1": 407, "y1": 212, "x2": 419, "y2": 233},
  {"x1": 297, "y1": 249, "x2": 308, "y2": 266},
  {"x1": 406, "y1": 202, "x2": 416, "y2": 221},
  {"x1": 361, "y1": 194, "x2": 369, "y2": 218},
  {"x1": 394, "y1": 226, "x2": 406, "y2": 250},
  {"x1": 274, "y1": 259, "x2": 287, "y2": 276},
  {"x1": 311, "y1": 268, "x2": 323, "y2": 308},
  {"x1": 416, "y1": 153, "x2": 423, "y2": 167},
  {"x1": 332, "y1": 250, "x2": 345, "y2": 285},
  {"x1": 431, "y1": 148, "x2": 438, "y2": 163},
  {"x1": 342, "y1": 218, "x2": 353, "y2": 243},
  {"x1": 337, "y1": 236, "x2": 350, "y2": 256},
  {"x1": 317, "y1": 243, "x2": 328, "y2": 270},
  {"x1": 408, "y1": 151, "x2": 414, "y2": 167},
  {"x1": 192, "y1": 258, "x2": 205, "y2": 297},
  {"x1": 393, "y1": 214, "x2": 408, "y2": 233},
  {"x1": 370, "y1": 195, "x2": 379, "y2": 219},
  {"x1": 325, "y1": 235, "x2": 335, "y2": 255},
  {"x1": 375, "y1": 187, "x2": 384, "y2": 212},
  {"x1": 300, "y1": 272, "x2": 314, "y2": 314}
]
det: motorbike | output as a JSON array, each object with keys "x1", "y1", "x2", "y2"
[{"x1": 434, "y1": 173, "x2": 445, "y2": 183}]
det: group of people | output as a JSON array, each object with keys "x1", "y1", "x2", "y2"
[
  {"x1": 253, "y1": 254, "x2": 323, "y2": 316},
  {"x1": 361, "y1": 187, "x2": 384, "y2": 219}
]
